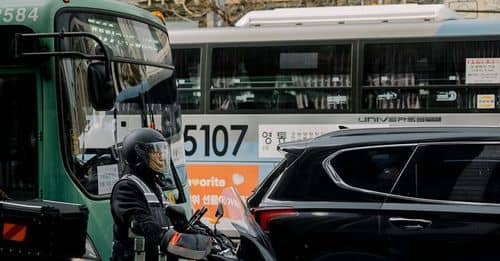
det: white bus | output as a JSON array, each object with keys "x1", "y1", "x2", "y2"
[{"x1": 169, "y1": 4, "x2": 500, "y2": 214}]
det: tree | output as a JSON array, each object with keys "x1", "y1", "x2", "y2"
[{"x1": 137, "y1": 0, "x2": 456, "y2": 27}]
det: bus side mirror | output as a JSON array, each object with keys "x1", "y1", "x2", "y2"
[{"x1": 87, "y1": 62, "x2": 116, "y2": 111}]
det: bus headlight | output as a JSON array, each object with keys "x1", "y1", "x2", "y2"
[{"x1": 71, "y1": 236, "x2": 100, "y2": 261}]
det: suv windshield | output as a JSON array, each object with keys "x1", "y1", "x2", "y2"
[{"x1": 56, "y1": 12, "x2": 185, "y2": 197}]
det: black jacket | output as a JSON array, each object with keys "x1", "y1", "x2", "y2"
[{"x1": 110, "y1": 171, "x2": 174, "y2": 261}]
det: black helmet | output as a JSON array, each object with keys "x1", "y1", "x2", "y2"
[{"x1": 122, "y1": 128, "x2": 170, "y2": 173}]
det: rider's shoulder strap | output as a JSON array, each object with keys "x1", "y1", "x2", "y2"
[{"x1": 122, "y1": 174, "x2": 161, "y2": 205}]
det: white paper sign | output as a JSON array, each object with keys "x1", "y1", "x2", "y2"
[
  {"x1": 171, "y1": 138, "x2": 186, "y2": 166},
  {"x1": 477, "y1": 94, "x2": 495, "y2": 109},
  {"x1": 97, "y1": 164, "x2": 119, "y2": 195},
  {"x1": 466, "y1": 58, "x2": 500, "y2": 84}
]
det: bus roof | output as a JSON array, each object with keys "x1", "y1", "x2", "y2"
[
  {"x1": 235, "y1": 4, "x2": 460, "y2": 27},
  {"x1": 169, "y1": 19, "x2": 500, "y2": 45}
]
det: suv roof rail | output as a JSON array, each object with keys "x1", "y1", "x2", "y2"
[{"x1": 235, "y1": 4, "x2": 461, "y2": 27}]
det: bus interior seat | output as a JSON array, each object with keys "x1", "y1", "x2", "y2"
[
  {"x1": 276, "y1": 92, "x2": 297, "y2": 110},
  {"x1": 237, "y1": 101, "x2": 257, "y2": 110}
]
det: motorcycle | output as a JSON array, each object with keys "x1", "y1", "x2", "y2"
[{"x1": 166, "y1": 187, "x2": 276, "y2": 261}]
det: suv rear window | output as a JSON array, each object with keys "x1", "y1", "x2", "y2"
[
  {"x1": 331, "y1": 146, "x2": 414, "y2": 193},
  {"x1": 392, "y1": 144, "x2": 500, "y2": 204},
  {"x1": 248, "y1": 158, "x2": 287, "y2": 208}
]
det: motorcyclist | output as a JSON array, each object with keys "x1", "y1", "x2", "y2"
[{"x1": 111, "y1": 128, "x2": 211, "y2": 261}]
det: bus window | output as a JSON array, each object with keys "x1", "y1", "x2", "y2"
[
  {"x1": 173, "y1": 48, "x2": 202, "y2": 111},
  {"x1": 210, "y1": 44, "x2": 351, "y2": 112},
  {"x1": 363, "y1": 40, "x2": 500, "y2": 111}
]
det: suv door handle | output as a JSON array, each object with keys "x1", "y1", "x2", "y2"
[{"x1": 388, "y1": 217, "x2": 432, "y2": 230}]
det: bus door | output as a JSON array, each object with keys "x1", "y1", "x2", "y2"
[
  {"x1": 0, "y1": 27, "x2": 41, "y2": 201},
  {"x1": 0, "y1": 74, "x2": 38, "y2": 200}
]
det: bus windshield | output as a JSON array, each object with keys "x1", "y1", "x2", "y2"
[
  {"x1": 57, "y1": 12, "x2": 173, "y2": 67},
  {"x1": 56, "y1": 12, "x2": 185, "y2": 197}
]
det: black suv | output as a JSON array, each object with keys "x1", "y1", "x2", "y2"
[{"x1": 248, "y1": 127, "x2": 500, "y2": 261}]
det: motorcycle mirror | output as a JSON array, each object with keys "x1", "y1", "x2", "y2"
[
  {"x1": 213, "y1": 202, "x2": 224, "y2": 234},
  {"x1": 215, "y1": 202, "x2": 224, "y2": 219}
]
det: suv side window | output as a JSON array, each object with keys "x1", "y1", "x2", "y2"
[
  {"x1": 270, "y1": 149, "x2": 384, "y2": 202},
  {"x1": 331, "y1": 146, "x2": 414, "y2": 193},
  {"x1": 392, "y1": 144, "x2": 500, "y2": 204}
]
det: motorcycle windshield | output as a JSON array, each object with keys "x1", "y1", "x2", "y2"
[{"x1": 221, "y1": 187, "x2": 274, "y2": 252}]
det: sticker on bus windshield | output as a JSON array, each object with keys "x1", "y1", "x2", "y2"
[
  {"x1": 436, "y1": 91, "x2": 457, "y2": 102},
  {"x1": 477, "y1": 94, "x2": 495, "y2": 109},
  {"x1": 466, "y1": 58, "x2": 500, "y2": 84}
]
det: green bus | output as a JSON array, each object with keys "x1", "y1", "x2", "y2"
[{"x1": 0, "y1": 0, "x2": 190, "y2": 260}]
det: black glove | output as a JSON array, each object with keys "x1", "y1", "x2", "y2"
[
  {"x1": 165, "y1": 205, "x2": 188, "y2": 231},
  {"x1": 164, "y1": 230, "x2": 212, "y2": 260}
]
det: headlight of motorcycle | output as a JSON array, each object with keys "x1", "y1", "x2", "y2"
[{"x1": 71, "y1": 236, "x2": 100, "y2": 261}]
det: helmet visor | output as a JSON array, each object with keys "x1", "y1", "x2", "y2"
[{"x1": 145, "y1": 141, "x2": 170, "y2": 173}]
